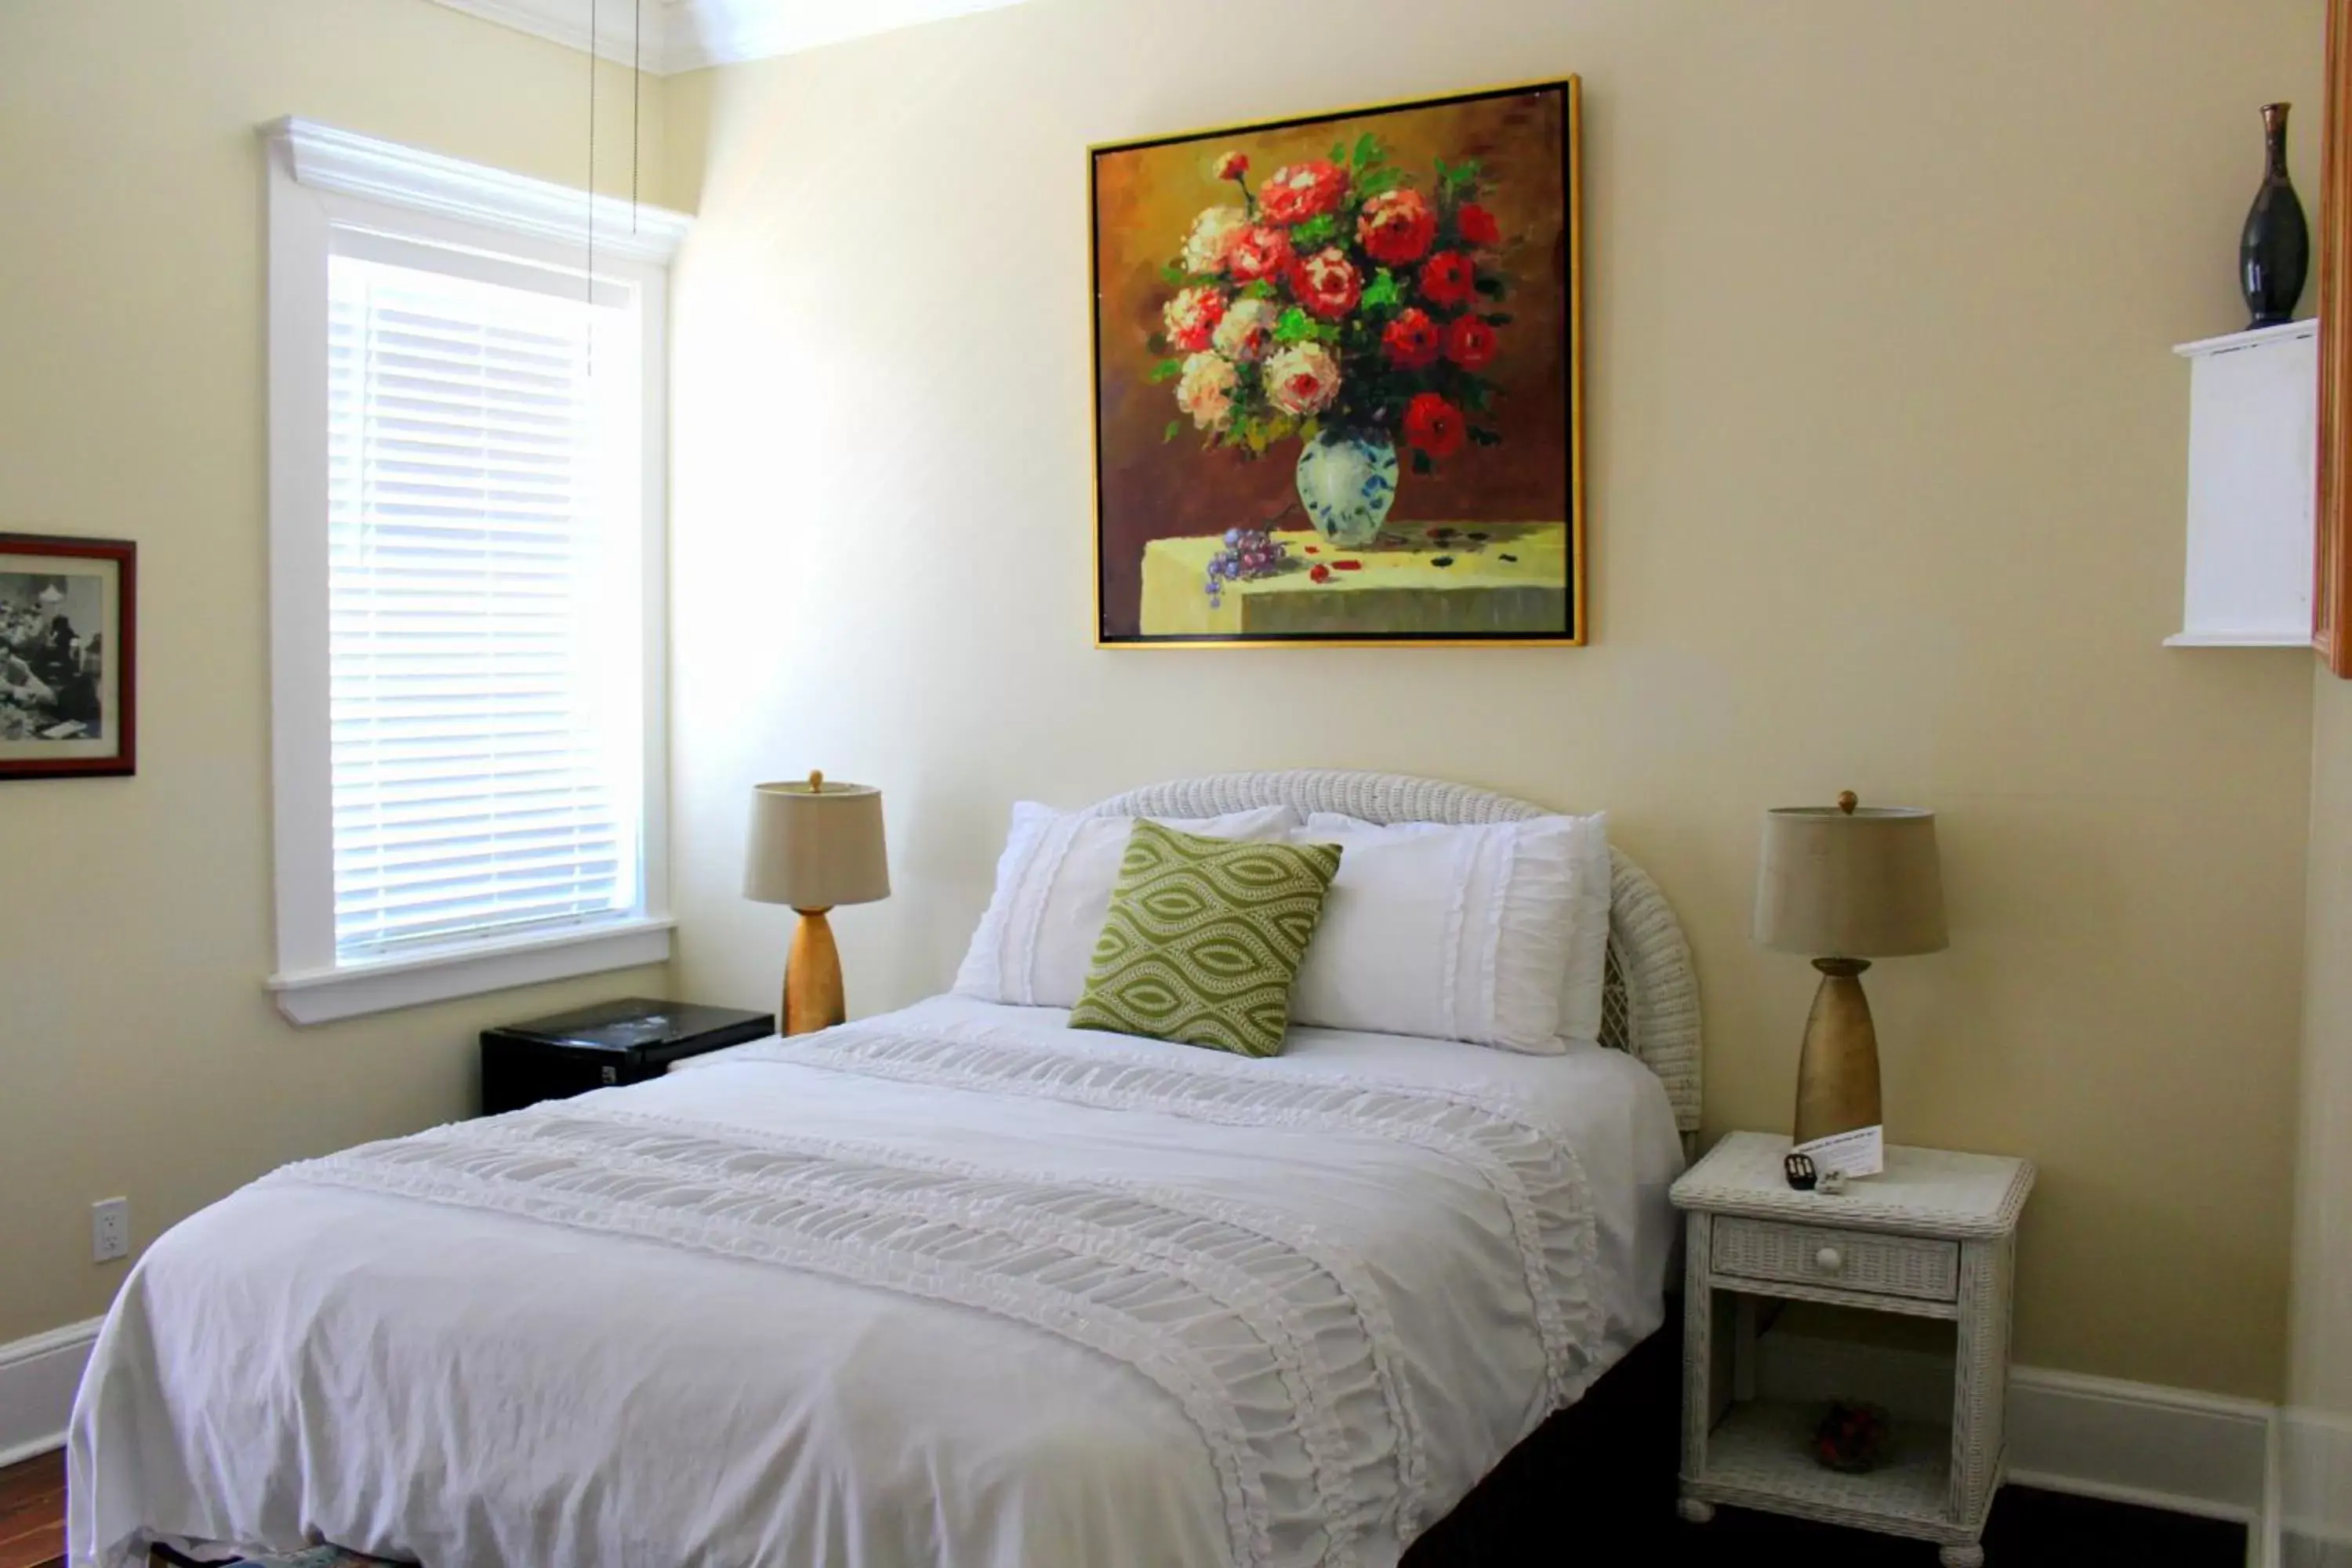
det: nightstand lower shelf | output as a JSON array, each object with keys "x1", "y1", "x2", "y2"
[{"x1": 1684, "y1": 1399, "x2": 1976, "y2": 1540}]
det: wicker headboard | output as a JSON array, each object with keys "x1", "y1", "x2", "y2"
[{"x1": 1083, "y1": 769, "x2": 1703, "y2": 1135}]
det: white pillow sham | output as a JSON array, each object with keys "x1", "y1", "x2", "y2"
[
  {"x1": 953, "y1": 802, "x2": 1305, "y2": 1007},
  {"x1": 1290, "y1": 811, "x2": 1613, "y2": 1052}
]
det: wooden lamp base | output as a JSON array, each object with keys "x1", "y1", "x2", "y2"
[
  {"x1": 784, "y1": 906, "x2": 846, "y2": 1036},
  {"x1": 1792, "y1": 956, "x2": 1884, "y2": 1146}
]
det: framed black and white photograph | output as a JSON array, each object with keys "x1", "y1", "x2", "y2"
[{"x1": 0, "y1": 532, "x2": 136, "y2": 779}]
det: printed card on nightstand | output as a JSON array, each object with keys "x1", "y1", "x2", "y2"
[{"x1": 1796, "y1": 1124, "x2": 1884, "y2": 1178}]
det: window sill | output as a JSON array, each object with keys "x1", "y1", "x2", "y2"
[{"x1": 267, "y1": 916, "x2": 675, "y2": 1026}]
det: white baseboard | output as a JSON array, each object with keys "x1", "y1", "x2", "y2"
[
  {"x1": 0, "y1": 1316, "x2": 101, "y2": 1468},
  {"x1": 2007, "y1": 1365, "x2": 2274, "y2": 1523},
  {"x1": 1755, "y1": 1327, "x2": 2274, "y2": 1533},
  {"x1": 2282, "y1": 1406, "x2": 2352, "y2": 1565}
]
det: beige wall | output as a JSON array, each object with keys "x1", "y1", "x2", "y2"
[
  {"x1": 0, "y1": 0, "x2": 680, "y2": 1345},
  {"x1": 666, "y1": 0, "x2": 2324, "y2": 1399},
  {"x1": 2292, "y1": 668, "x2": 2352, "y2": 1550}
]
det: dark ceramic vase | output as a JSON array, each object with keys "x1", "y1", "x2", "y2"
[{"x1": 2241, "y1": 102, "x2": 2310, "y2": 330}]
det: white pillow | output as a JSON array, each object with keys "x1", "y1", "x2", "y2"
[
  {"x1": 953, "y1": 802, "x2": 1305, "y2": 1007},
  {"x1": 1291, "y1": 811, "x2": 1612, "y2": 1051}
]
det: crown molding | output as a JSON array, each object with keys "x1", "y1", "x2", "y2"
[
  {"x1": 428, "y1": 0, "x2": 684, "y2": 71},
  {"x1": 660, "y1": 0, "x2": 1029, "y2": 71},
  {"x1": 424, "y1": 0, "x2": 1029, "y2": 74},
  {"x1": 265, "y1": 116, "x2": 692, "y2": 263}
]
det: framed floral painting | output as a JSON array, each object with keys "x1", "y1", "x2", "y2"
[
  {"x1": 0, "y1": 532, "x2": 136, "y2": 779},
  {"x1": 1090, "y1": 78, "x2": 1582, "y2": 646}
]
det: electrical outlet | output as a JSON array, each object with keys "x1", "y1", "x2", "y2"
[{"x1": 91, "y1": 1196, "x2": 129, "y2": 1263}]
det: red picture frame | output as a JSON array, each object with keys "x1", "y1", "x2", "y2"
[{"x1": 0, "y1": 532, "x2": 136, "y2": 779}]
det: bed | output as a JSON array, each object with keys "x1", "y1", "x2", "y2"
[{"x1": 69, "y1": 770, "x2": 1702, "y2": 1568}]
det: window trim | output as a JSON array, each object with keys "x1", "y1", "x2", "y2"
[{"x1": 262, "y1": 118, "x2": 689, "y2": 1025}]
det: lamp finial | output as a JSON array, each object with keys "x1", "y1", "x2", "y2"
[
  {"x1": 808, "y1": 769, "x2": 825, "y2": 793},
  {"x1": 1837, "y1": 789, "x2": 1858, "y2": 815}
]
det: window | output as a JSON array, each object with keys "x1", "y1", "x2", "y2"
[
  {"x1": 265, "y1": 119, "x2": 688, "y2": 1025},
  {"x1": 327, "y1": 238, "x2": 644, "y2": 957}
]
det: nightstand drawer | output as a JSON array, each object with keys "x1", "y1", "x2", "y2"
[{"x1": 1711, "y1": 1218, "x2": 1959, "y2": 1302}]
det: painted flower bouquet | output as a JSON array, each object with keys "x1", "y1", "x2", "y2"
[{"x1": 1149, "y1": 133, "x2": 1515, "y2": 550}]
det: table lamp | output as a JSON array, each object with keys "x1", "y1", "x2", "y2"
[
  {"x1": 1754, "y1": 791, "x2": 1947, "y2": 1162},
  {"x1": 744, "y1": 771, "x2": 891, "y2": 1035}
]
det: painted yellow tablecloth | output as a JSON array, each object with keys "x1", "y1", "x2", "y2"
[{"x1": 1138, "y1": 522, "x2": 1569, "y2": 637}]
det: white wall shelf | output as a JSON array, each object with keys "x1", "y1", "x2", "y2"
[{"x1": 2166, "y1": 318, "x2": 2318, "y2": 649}]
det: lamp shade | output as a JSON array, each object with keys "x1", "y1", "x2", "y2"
[
  {"x1": 744, "y1": 775, "x2": 891, "y2": 909},
  {"x1": 1754, "y1": 803, "x2": 1947, "y2": 958}
]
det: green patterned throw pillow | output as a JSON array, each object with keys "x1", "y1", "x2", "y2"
[{"x1": 1069, "y1": 819, "x2": 1342, "y2": 1058}]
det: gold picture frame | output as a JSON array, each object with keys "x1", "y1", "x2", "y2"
[{"x1": 1088, "y1": 78, "x2": 1585, "y2": 648}]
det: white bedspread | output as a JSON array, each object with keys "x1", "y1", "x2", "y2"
[{"x1": 70, "y1": 997, "x2": 1681, "y2": 1568}]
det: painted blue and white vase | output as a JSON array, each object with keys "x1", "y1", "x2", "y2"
[{"x1": 1294, "y1": 428, "x2": 1398, "y2": 549}]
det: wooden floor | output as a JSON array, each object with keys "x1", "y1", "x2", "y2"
[
  {"x1": 0, "y1": 1450, "x2": 62, "y2": 1568},
  {"x1": 1667, "y1": 1487, "x2": 2245, "y2": 1564},
  {"x1": 0, "y1": 1444, "x2": 2244, "y2": 1567}
]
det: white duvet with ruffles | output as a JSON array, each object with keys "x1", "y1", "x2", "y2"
[{"x1": 70, "y1": 996, "x2": 1681, "y2": 1568}]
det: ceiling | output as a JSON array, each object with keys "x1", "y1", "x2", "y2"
[{"x1": 427, "y1": 0, "x2": 1031, "y2": 74}]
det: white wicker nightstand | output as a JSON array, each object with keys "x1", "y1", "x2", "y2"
[{"x1": 1670, "y1": 1132, "x2": 2034, "y2": 1567}]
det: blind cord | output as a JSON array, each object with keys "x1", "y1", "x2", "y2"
[
  {"x1": 585, "y1": 0, "x2": 595, "y2": 305},
  {"x1": 632, "y1": 0, "x2": 642, "y2": 233}
]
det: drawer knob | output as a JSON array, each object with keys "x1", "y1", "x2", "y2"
[{"x1": 1815, "y1": 1246, "x2": 1843, "y2": 1272}]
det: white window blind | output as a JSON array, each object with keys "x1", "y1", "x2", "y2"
[{"x1": 325, "y1": 234, "x2": 646, "y2": 960}]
